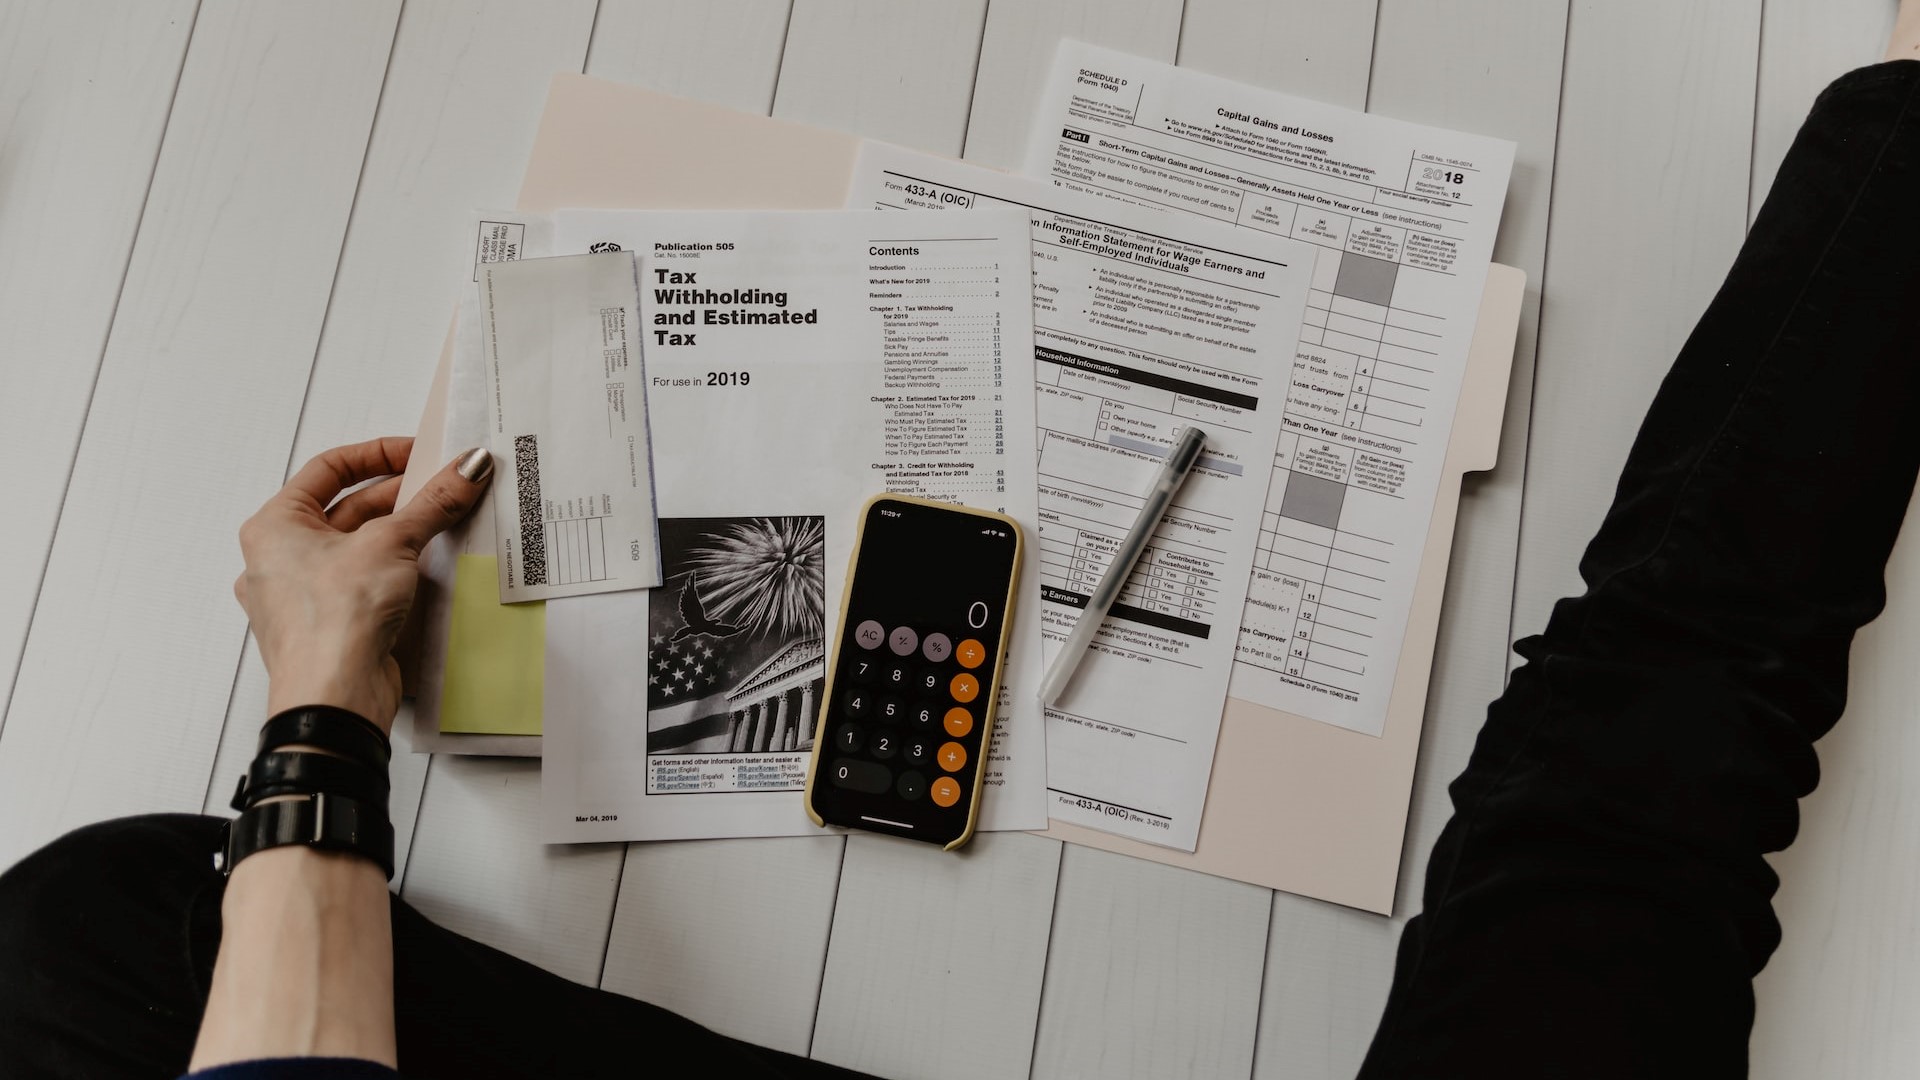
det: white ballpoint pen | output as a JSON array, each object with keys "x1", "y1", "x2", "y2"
[{"x1": 1040, "y1": 425, "x2": 1207, "y2": 708}]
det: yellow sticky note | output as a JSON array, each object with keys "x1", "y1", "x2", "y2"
[{"x1": 440, "y1": 554, "x2": 545, "y2": 735}]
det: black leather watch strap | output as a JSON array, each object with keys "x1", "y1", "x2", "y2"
[
  {"x1": 219, "y1": 793, "x2": 395, "y2": 880},
  {"x1": 257, "y1": 705, "x2": 390, "y2": 770},
  {"x1": 230, "y1": 749, "x2": 391, "y2": 812}
]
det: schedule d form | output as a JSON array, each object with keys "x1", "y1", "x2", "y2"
[
  {"x1": 1029, "y1": 43, "x2": 1515, "y2": 736},
  {"x1": 849, "y1": 143, "x2": 1314, "y2": 851}
]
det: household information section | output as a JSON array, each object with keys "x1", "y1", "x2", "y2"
[
  {"x1": 849, "y1": 144, "x2": 1313, "y2": 851},
  {"x1": 539, "y1": 209, "x2": 1046, "y2": 842},
  {"x1": 1028, "y1": 42, "x2": 1514, "y2": 736}
]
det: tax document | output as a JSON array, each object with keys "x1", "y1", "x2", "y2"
[
  {"x1": 537, "y1": 209, "x2": 1049, "y2": 842},
  {"x1": 479, "y1": 251, "x2": 663, "y2": 602},
  {"x1": 848, "y1": 143, "x2": 1314, "y2": 850},
  {"x1": 1028, "y1": 42, "x2": 1514, "y2": 736}
]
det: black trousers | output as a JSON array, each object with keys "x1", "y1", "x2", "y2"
[{"x1": 5, "y1": 61, "x2": 1919, "y2": 1080}]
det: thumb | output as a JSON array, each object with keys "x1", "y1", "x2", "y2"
[{"x1": 388, "y1": 447, "x2": 493, "y2": 553}]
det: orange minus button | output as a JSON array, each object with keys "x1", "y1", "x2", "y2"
[
  {"x1": 955, "y1": 639, "x2": 986, "y2": 669},
  {"x1": 943, "y1": 707, "x2": 973, "y2": 738},
  {"x1": 949, "y1": 673, "x2": 979, "y2": 703},
  {"x1": 931, "y1": 776, "x2": 962, "y2": 807}
]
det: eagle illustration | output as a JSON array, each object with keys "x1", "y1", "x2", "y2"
[{"x1": 669, "y1": 573, "x2": 744, "y2": 644}]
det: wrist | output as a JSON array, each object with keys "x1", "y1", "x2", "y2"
[
  {"x1": 196, "y1": 844, "x2": 396, "y2": 1071},
  {"x1": 268, "y1": 672, "x2": 392, "y2": 733}
]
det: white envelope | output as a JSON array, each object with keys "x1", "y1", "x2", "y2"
[{"x1": 478, "y1": 251, "x2": 662, "y2": 603}]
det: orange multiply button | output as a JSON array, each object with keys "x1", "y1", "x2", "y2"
[
  {"x1": 930, "y1": 777, "x2": 962, "y2": 807},
  {"x1": 955, "y1": 639, "x2": 986, "y2": 669},
  {"x1": 943, "y1": 707, "x2": 973, "y2": 738},
  {"x1": 949, "y1": 673, "x2": 979, "y2": 703}
]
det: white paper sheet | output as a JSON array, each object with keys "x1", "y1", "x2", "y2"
[
  {"x1": 451, "y1": 214, "x2": 557, "y2": 471},
  {"x1": 478, "y1": 251, "x2": 663, "y2": 602},
  {"x1": 1025, "y1": 42, "x2": 1515, "y2": 737},
  {"x1": 538, "y1": 209, "x2": 1047, "y2": 842},
  {"x1": 847, "y1": 144, "x2": 1314, "y2": 851}
]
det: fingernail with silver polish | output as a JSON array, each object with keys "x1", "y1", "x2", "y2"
[{"x1": 455, "y1": 447, "x2": 493, "y2": 483}]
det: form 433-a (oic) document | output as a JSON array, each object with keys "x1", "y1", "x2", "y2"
[
  {"x1": 538, "y1": 208, "x2": 1048, "y2": 843},
  {"x1": 1027, "y1": 42, "x2": 1515, "y2": 738},
  {"x1": 848, "y1": 143, "x2": 1315, "y2": 852}
]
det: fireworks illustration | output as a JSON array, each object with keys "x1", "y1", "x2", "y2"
[{"x1": 681, "y1": 517, "x2": 825, "y2": 640}]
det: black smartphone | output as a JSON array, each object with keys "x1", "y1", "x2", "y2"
[{"x1": 804, "y1": 494, "x2": 1022, "y2": 849}]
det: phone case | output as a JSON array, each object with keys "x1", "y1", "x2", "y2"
[{"x1": 803, "y1": 493, "x2": 1023, "y2": 850}]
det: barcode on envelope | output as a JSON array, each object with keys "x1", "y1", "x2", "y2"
[{"x1": 513, "y1": 434, "x2": 547, "y2": 586}]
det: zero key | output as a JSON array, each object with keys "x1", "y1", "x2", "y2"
[{"x1": 828, "y1": 757, "x2": 891, "y2": 794}]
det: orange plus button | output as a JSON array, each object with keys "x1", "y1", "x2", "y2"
[
  {"x1": 949, "y1": 673, "x2": 979, "y2": 703},
  {"x1": 931, "y1": 777, "x2": 962, "y2": 807},
  {"x1": 943, "y1": 707, "x2": 974, "y2": 738},
  {"x1": 937, "y1": 741, "x2": 967, "y2": 772},
  {"x1": 955, "y1": 638, "x2": 986, "y2": 669}
]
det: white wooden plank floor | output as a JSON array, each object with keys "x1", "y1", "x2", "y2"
[{"x1": 3, "y1": 1, "x2": 1916, "y2": 1075}]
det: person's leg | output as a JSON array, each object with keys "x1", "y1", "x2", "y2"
[
  {"x1": 0, "y1": 815, "x2": 225, "y2": 1077},
  {"x1": 0, "y1": 814, "x2": 873, "y2": 1080},
  {"x1": 1360, "y1": 56, "x2": 1920, "y2": 1080}
]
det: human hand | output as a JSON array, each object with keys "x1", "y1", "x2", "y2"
[{"x1": 235, "y1": 437, "x2": 493, "y2": 733}]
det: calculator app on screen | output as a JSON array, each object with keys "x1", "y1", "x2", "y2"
[{"x1": 805, "y1": 496, "x2": 1021, "y2": 849}]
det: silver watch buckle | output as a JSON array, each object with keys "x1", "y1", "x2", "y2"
[{"x1": 310, "y1": 790, "x2": 329, "y2": 842}]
